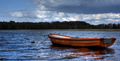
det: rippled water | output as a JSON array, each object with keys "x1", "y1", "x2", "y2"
[{"x1": 0, "y1": 30, "x2": 120, "y2": 61}]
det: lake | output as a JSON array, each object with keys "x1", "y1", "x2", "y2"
[{"x1": 0, "y1": 30, "x2": 120, "y2": 61}]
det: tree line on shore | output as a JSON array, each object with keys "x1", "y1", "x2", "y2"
[{"x1": 0, "y1": 21, "x2": 120, "y2": 29}]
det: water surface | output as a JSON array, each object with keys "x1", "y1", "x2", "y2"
[{"x1": 0, "y1": 30, "x2": 120, "y2": 61}]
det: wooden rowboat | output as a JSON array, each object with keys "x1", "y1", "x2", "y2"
[{"x1": 48, "y1": 33, "x2": 116, "y2": 47}]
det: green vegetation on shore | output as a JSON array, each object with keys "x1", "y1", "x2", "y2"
[{"x1": 0, "y1": 21, "x2": 120, "y2": 30}]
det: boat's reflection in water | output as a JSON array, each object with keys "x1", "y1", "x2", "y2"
[{"x1": 50, "y1": 45, "x2": 115, "y2": 60}]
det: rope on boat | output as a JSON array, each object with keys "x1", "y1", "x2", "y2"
[{"x1": 40, "y1": 37, "x2": 49, "y2": 44}]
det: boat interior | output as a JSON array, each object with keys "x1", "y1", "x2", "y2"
[{"x1": 51, "y1": 34, "x2": 71, "y2": 38}]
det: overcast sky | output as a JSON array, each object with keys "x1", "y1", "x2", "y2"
[{"x1": 0, "y1": 0, "x2": 120, "y2": 25}]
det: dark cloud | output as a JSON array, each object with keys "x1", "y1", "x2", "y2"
[
  {"x1": 30, "y1": 0, "x2": 120, "y2": 14},
  {"x1": 48, "y1": 4, "x2": 120, "y2": 14}
]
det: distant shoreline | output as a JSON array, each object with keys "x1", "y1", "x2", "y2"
[
  {"x1": 1, "y1": 21, "x2": 120, "y2": 30},
  {"x1": 0, "y1": 29, "x2": 120, "y2": 31}
]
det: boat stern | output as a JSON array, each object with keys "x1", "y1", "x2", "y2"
[{"x1": 100, "y1": 38, "x2": 116, "y2": 47}]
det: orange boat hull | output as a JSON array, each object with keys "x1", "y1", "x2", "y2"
[{"x1": 48, "y1": 33, "x2": 116, "y2": 47}]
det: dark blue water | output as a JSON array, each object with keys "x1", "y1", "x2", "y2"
[{"x1": 0, "y1": 30, "x2": 120, "y2": 61}]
